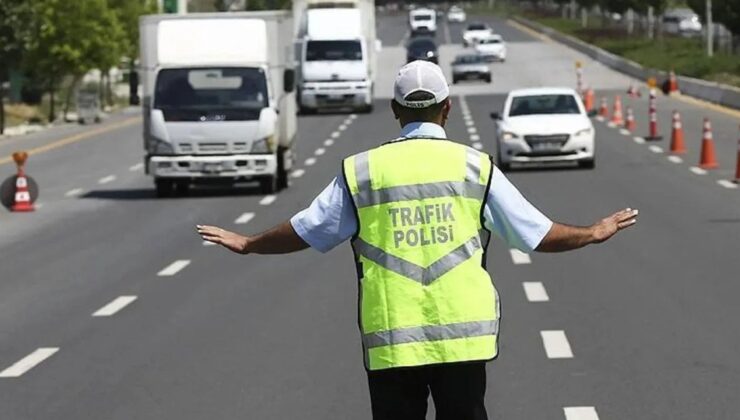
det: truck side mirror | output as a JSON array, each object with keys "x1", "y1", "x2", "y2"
[
  {"x1": 283, "y1": 69, "x2": 295, "y2": 93},
  {"x1": 490, "y1": 112, "x2": 501, "y2": 120},
  {"x1": 587, "y1": 110, "x2": 598, "y2": 117}
]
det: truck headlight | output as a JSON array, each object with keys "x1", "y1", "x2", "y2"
[
  {"x1": 150, "y1": 137, "x2": 175, "y2": 155},
  {"x1": 501, "y1": 131, "x2": 519, "y2": 141},
  {"x1": 574, "y1": 128, "x2": 593, "y2": 137},
  {"x1": 251, "y1": 136, "x2": 274, "y2": 153}
]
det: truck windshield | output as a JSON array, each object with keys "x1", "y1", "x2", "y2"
[
  {"x1": 413, "y1": 15, "x2": 433, "y2": 21},
  {"x1": 306, "y1": 40, "x2": 362, "y2": 61},
  {"x1": 154, "y1": 67, "x2": 268, "y2": 122},
  {"x1": 509, "y1": 95, "x2": 581, "y2": 116}
]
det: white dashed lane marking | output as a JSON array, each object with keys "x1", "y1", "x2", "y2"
[
  {"x1": 470, "y1": 134, "x2": 480, "y2": 142},
  {"x1": 619, "y1": 128, "x2": 631, "y2": 135},
  {"x1": 717, "y1": 180, "x2": 738, "y2": 189},
  {"x1": 563, "y1": 406, "x2": 600, "y2": 420},
  {"x1": 667, "y1": 155, "x2": 683, "y2": 163},
  {"x1": 0, "y1": 348, "x2": 59, "y2": 378},
  {"x1": 259, "y1": 195, "x2": 276, "y2": 205},
  {"x1": 690, "y1": 166, "x2": 707, "y2": 175},
  {"x1": 324, "y1": 139, "x2": 334, "y2": 146},
  {"x1": 649, "y1": 145, "x2": 664, "y2": 153},
  {"x1": 129, "y1": 163, "x2": 144, "y2": 171},
  {"x1": 467, "y1": 127, "x2": 477, "y2": 134},
  {"x1": 472, "y1": 142, "x2": 483, "y2": 150},
  {"x1": 235, "y1": 212, "x2": 255, "y2": 224},
  {"x1": 92, "y1": 295, "x2": 137, "y2": 317},
  {"x1": 331, "y1": 131, "x2": 340, "y2": 139},
  {"x1": 157, "y1": 260, "x2": 191, "y2": 277},
  {"x1": 523, "y1": 282, "x2": 549, "y2": 302},
  {"x1": 465, "y1": 119, "x2": 474, "y2": 127},
  {"x1": 64, "y1": 188, "x2": 84, "y2": 198},
  {"x1": 633, "y1": 137, "x2": 646, "y2": 144},
  {"x1": 305, "y1": 157, "x2": 317, "y2": 166},
  {"x1": 315, "y1": 148, "x2": 326, "y2": 156},
  {"x1": 338, "y1": 124, "x2": 347, "y2": 131},
  {"x1": 509, "y1": 249, "x2": 531, "y2": 264},
  {"x1": 292, "y1": 169, "x2": 306, "y2": 178},
  {"x1": 541, "y1": 330, "x2": 574, "y2": 359},
  {"x1": 98, "y1": 175, "x2": 116, "y2": 184},
  {"x1": 202, "y1": 240, "x2": 216, "y2": 246},
  {"x1": 349, "y1": 114, "x2": 357, "y2": 120}
]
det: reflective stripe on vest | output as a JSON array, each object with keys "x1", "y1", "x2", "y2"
[{"x1": 343, "y1": 139, "x2": 500, "y2": 371}]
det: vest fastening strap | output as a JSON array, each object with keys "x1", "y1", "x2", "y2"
[
  {"x1": 354, "y1": 233, "x2": 483, "y2": 286},
  {"x1": 363, "y1": 319, "x2": 499, "y2": 349}
]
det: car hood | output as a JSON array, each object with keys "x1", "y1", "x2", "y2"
[
  {"x1": 464, "y1": 30, "x2": 492, "y2": 39},
  {"x1": 476, "y1": 43, "x2": 505, "y2": 52},
  {"x1": 500, "y1": 114, "x2": 591, "y2": 135},
  {"x1": 302, "y1": 61, "x2": 367, "y2": 82}
]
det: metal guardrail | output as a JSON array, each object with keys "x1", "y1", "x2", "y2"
[{"x1": 512, "y1": 16, "x2": 740, "y2": 110}]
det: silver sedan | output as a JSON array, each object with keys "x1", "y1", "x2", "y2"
[{"x1": 451, "y1": 54, "x2": 491, "y2": 84}]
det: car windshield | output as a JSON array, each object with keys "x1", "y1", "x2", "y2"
[
  {"x1": 409, "y1": 39, "x2": 436, "y2": 53},
  {"x1": 154, "y1": 67, "x2": 267, "y2": 121},
  {"x1": 455, "y1": 55, "x2": 484, "y2": 64},
  {"x1": 467, "y1": 24, "x2": 487, "y2": 30},
  {"x1": 306, "y1": 40, "x2": 362, "y2": 61},
  {"x1": 413, "y1": 14, "x2": 432, "y2": 21},
  {"x1": 509, "y1": 94, "x2": 581, "y2": 116}
]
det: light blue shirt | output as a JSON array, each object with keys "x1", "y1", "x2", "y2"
[{"x1": 290, "y1": 122, "x2": 553, "y2": 253}]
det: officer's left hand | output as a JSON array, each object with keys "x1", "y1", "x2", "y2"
[{"x1": 197, "y1": 225, "x2": 249, "y2": 254}]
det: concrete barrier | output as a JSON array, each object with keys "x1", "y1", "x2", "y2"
[{"x1": 512, "y1": 16, "x2": 740, "y2": 110}]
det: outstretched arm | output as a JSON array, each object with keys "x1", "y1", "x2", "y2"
[
  {"x1": 535, "y1": 208, "x2": 639, "y2": 252},
  {"x1": 197, "y1": 221, "x2": 309, "y2": 255}
]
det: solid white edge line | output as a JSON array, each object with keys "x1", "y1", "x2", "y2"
[
  {"x1": 509, "y1": 248, "x2": 532, "y2": 264},
  {"x1": 64, "y1": 188, "x2": 84, "y2": 197},
  {"x1": 523, "y1": 282, "x2": 549, "y2": 302},
  {"x1": 540, "y1": 330, "x2": 574, "y2": 359},
  {"x1": 0, "y1": 348, "x2": 59, "y2": 378},
  {"x1": 92, "y1": 295, "x2": 138, "y2": 317},
  {"x1": 234, "y1": 212, "x2": 255, "y2": 224},
  {"x1": 259, "y1": 195, "x2": 276, "y2": 205},
  {"x1": 157, "y1": 260, "x2": 191, "y2": 276},
  {"x1": 292, "y1": 169, "x2": 306, "y2": 178},
  {"x1": 315, "y1": 148, "x2": 326, "y2": 156},
  {"x1": 129, "y1": 163, "x2": 144, "y2": 171},
  {"x1": 667, "y1": 155, "x2": 683, "y2": 163},
  {"x1": 305, "y1": 157, "x2": 317, "y2": 166},
  {"x1": 324, "y1": 139, "x2": 334, "y2": 146},
  {"x1": 717, "y1": 179, "x2": 738, "y2": 189},
  {"x1": 689, "y1": 166, "x2": 707, "y2": 175},
  {"x1": 98, "y1": 175, "x2": 116, "y2": 184},
  {"x1": 563, "y1": 406, "x2": 599, "y2": 420},
  {"x1": 649, "y1": 145, "x2": 664, "y2": 153}
]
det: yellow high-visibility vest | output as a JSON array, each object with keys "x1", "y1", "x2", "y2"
[{"x1": 342, "y1": 138, "x2": 500, "y2": 371}]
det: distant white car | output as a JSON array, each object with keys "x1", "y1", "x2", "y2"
[
  {"x1": 474, "y1": 34, "x2": 506, "y2": 62},
  {"x1": 462, "y1": 22, "x2": 492, "y2": 47},
  {"x1": 491, "y1": 87, "x2": 595, "y2": 170},
  {"x1": 447, "y1": 6, "x2": 466, "y2": 23},
  {"x1": 409, "y1": 8, "x2": 437, "y2": 35}
]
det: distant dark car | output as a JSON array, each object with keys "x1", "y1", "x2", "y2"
[{"x1": 406, "y1": 37, "x2": 438, "y2": 64}]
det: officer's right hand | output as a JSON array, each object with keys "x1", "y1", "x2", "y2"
[{"x1": 197, "y1": 225, "x2": 249, "y2": 254}]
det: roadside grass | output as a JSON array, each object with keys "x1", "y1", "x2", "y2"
[
  {"x1": 3, "y1": 103, "x2": 46, "y2": 127},
  {"x1": 530, "y1": 15, "x2": 740, "y2": 87}
]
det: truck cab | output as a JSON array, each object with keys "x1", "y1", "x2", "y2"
[{"x1": 409, "y1": 8, "x2": 437, "y2": 36}]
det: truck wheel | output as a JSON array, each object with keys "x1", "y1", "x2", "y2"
[
  {"x1": 277, "y1": 147, "x2": 289, "y2": 190},
  {"x1": 174, "y1": 181, "x2": 190, "y2": 196},
  {"x1": 361, "y1": 104, "x2": 374, "y2": 114},
  {"x1": 155, "y1": 179, "x2": 174, "y2": 198},
  {"x1": 259, "y1": 176, "x2": 278, "y2": 194}
]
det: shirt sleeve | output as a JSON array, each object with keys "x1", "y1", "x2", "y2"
[
  {"x1": 290, "y1": 175, "x2": 357, "y2": 253},
  {"x1": 483, "y1": 167, "x2": 553, "y2": 252}
]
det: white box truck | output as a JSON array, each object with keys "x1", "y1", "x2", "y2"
[
  {"x1": 293, "y1": 0, "x2": 378, "y2": 113},
  {"x1": 139, "y1": 12, "x2": 296, "y2": 196}
]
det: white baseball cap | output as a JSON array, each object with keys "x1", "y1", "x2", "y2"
[{"x1": 393, "y1": 60, "x2": 450, "y2": 109}]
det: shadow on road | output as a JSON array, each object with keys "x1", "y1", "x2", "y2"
[{"x1": 81, "y1": 185, "x2": 263, "y2": 200}]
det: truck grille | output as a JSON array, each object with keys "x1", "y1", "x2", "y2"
[{"x1": 198, "y1": 142, "x2": 228, "y2": 153}]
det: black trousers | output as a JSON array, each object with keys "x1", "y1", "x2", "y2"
[{"x1": 366, "y1": 361, "x2": 488, "y2": 420}]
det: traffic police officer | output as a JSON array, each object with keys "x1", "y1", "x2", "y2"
[{"x1": 197, "y1": 60, "x2": 639, "y2": 420}]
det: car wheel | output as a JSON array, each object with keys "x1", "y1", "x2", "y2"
[
  {"x1": 452, "y1": 77, "x2": 458, "y2": 84},
  {"x1": 277, "y1": 147, "x2": 289, "y2": 190},
  {"x1": 259, "y1": 176, "x2": 278, "y2": 194},
  {"x1": 578, "y1": 159, "x2": 595, "y2": 169},
  {"x1": 497, "y1": 158, "x2": 511, "y2": 172},
  {"x1": 485, "y1": 76, "x2": 492, "y2": 83}
]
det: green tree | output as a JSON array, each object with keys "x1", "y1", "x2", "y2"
[
  {"x1": 109, "y1": 0, "x2": 156, "y2": 105},
  {"x1": 0, "y1": 0, "x2": 33, "y2": 134}
]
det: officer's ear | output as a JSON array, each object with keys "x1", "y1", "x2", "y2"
[
  {"x1": 390, "y1": 99, "x2": 400, "y2": 120},
  {"x1": 440, "y1": 98, "x2": 452, "y2": 126}
]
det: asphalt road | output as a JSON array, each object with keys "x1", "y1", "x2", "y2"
[{"x1": 1, "y1": 12, "x2": 740, "y2": 420}]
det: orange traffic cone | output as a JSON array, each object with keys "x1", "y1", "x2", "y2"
[
  {"x1": 734, "y1": 127, "x2": 740, "y2": 183},
  {"x1": 598, "y1": 97, "x2": 609, "y2": 118},
  {"x1": 627, "y1": 83, "x2": 641, "y2": 98},
  {"x1": 698, "y1": 118, "x2": 719, "y2": 170},
  {"x1": 10, "y1": 151, "x2": 34, "y2": 212},
  {"x1": 624, "y1": 107, "x2": 636, "y2": 132},
  {"x1": 669, "y1": 110, "x2": 686, "y2": 154},
  {"x1": 611, "y1": 95, "x2": 624, "y2": 125},
  {"x1": 668, "y1": 70, "x2": 679, "y2": 94},
  {"x1": 645, "y1": 89, "x2": 663, "y2": 141},
  {"x1": 584, "y1": 88, "x2": 594, "y2": 113}
]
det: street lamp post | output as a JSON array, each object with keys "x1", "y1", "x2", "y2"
[{"x1": 706, "y1": 0, "x2": 713, "y2": 57}]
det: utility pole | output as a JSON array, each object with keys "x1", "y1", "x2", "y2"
[{"x1": 706, "y1": 0, "x2": 713, "y2": 57}]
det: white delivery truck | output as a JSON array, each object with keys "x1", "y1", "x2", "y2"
[
  {"x1": 139, "y1": 12, "x2": 296, "y2": 197},
  {"x1": 293, "y1": 0, "x2": 378, "y2": 113}
]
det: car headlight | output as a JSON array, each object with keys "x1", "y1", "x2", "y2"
[
  {"x1": 574, "y1": 127, "x2": 593, "y2": 137},
  {"x1": 150, "y1": 137, "x2": 174, "y2": 155},
  {"x1": 501, "y1": 131, "x2": 519, "y2": 141},
  {"x1": 251, "y1": 136, "x2": 275, "y2": 153}
]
